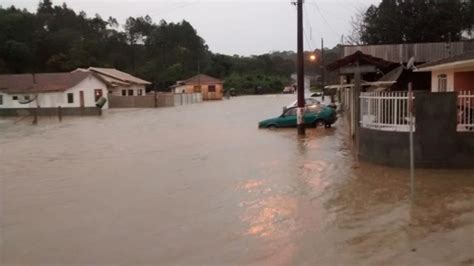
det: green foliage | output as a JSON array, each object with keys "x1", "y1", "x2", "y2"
[
  {"x1": 360, "y1": 0, "x2": 474, "y2": 44},
  {"x1": 0, "y1": 0, "x2": 342, "y2": 94},
  {"x1": 224, "y1": 72, "x2": 289, "y2": 95}
]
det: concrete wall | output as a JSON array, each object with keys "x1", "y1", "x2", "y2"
[
  {"x1": 109, "y1": 93, "x2": 202, "y2": 108},
  {"x1": 109, "y1": 95, "x2": 155, "y2": 108},
  {"x1": 0, "y1": 75, "x2": 109, "y2": 109},
  {"x1": 0, "y1": 107, "x2": 101, "y2": 117},
  {"x1": 359, "y1": 92, "x2": 474, "y2": 168}
]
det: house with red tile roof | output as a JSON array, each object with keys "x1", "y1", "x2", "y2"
[
  {"x1": 0, "y1": 71, "x2": 109, "y2": 110},
  {"x1": 171, "y1": 74, "x2": 223, "y2": 100},
  {"x1": 0, "y1": 67, "x2": 151, "y2": 113}
]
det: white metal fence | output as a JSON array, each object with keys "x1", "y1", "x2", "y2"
[
  {"x1": 360, "y1": 91, "x2": 414, "y2": 132},
  {"x1": 457, "y1": 91, "x2": 474, "y2": 132}
]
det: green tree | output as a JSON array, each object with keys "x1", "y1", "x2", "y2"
[{"x1": 361, "y1": 0, "x2": 472, "y2": 44}]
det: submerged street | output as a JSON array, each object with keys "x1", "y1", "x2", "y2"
[{"x1": 1, "y1": 94, "x2": 473, "y2": 265}]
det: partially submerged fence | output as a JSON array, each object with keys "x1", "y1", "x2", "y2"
[
  {"x1": 457, "y1": 91, "x2": 474, "y2": 132},
  {"x1": 360, "y1": 91, "x2": 414, "y2": 132},
  {"x1": 109, "y1": 93, "x2": 202, "y2": 108}
]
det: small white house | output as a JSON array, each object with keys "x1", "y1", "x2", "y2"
[
  {"x1": 75, "y1": 67, "x2": 151, "y2": 96},
  {"x1": 0, "y1": 71, "x2": 109, "y2": 110}
]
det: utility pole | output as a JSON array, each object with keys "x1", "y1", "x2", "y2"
[
  {"x1": 408, "y1": 82, "x2": 415, "y2": 200},
  {"x1": 321, "y1": 38, "x2": 326, "y2": 102},
  {"x1": 296, "y1": 0, "x2": 305, "y2": 135},
  {"x1": 353, "y1": 60, "x2": 361, "y2": 165}
]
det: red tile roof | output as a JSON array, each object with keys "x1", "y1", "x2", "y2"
[
  {"x1": 183, "y1": 74, "x2": 222, "y2": 85},
  {"x1": 86, "y1": 67, "x2": 151, "y2": 85},
  {"x1": 0, "y1": 72, "x2": 91, "y2": 94}
]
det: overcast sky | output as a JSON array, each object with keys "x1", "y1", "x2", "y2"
[{"x1": 1, "y1": 0, "x2": 381, "y2": 56}]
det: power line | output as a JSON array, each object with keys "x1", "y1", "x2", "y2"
[{"x1": 312, "y1": 1, "x2": 339, "y2": 36}]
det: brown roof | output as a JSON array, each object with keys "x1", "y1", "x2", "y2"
[
  {"x1": 416, "y1": 51, "x2": 474, "y2": 71},
  {"x1": 0, "y1": 72, "x2": 91, "y2": 94},
  {"x1": 183, "y1": 74, "x2": 222, "y2": 85},
  {"x1": 327, "y1": 51, "x2": 396, "y2": 72},
  {"x1": 87, "y1": 67, "x2": 151, "y2": 85}
]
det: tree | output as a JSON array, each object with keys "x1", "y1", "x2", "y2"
[
  {"x1": 360, "y1": 0, "x2": 472, "y2": 44},
  {"x1": 346, "y1": 7, "x2": 366, "y2": 45}
]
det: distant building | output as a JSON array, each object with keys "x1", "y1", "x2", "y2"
[
  {"x1": 75, "y1": 67, "x2": 151, "y2": 96},
  {"x1": 171, "y1": 74, "x2": 223, "y2": 100}
]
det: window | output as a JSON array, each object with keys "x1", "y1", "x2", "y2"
[
  {"x1": 138, "y1": 89, "x2": 143, "y2": 96},
  {"x1": 67, "y1": 93, "x2": 74, "y2": 103},
  {"x1": 284, "y1": 108, "x2": 297, "y2": 116},
  {"x1": 0, "y1": 95, "x2": 3, "y2": 105},
  {"x1": 12, "y1": 95, "x2": 18, "y2": 100},
  {"x1": 128, "y1": 89, "x2": 134, "y2": 96},
  {"x1": 193, "y1": 85, "x2": 201, "y2": 93},
  {"x1": 438, "y1": 74, "x2": 447, "y2": 92},
  {"x1": 122, "y1": 90, "x2": 127, "y2": 96},
  {"x1": 24, "y1": 95, "x2": 30, "y2": 101},
  {"x1": 208, "y1": 85, "x2": 216, "y2": 92}
]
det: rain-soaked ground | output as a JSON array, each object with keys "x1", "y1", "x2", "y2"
[{"x1": 0, "y1": 94, "x2": 473, "y2": 265}]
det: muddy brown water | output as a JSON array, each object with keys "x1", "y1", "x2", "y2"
[{"x1": 1, "y1": 95, "x2": 473, "y2": 265}]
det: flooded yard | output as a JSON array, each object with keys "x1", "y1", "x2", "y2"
[{"x1": 1, "y1": 94, "x2": 473, "y2": 265}]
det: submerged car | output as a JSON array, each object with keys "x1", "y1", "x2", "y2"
[
  {"x1": 259, "y1": 105, "x2": 337, "y2": 128},
  {"x1": 285, "y1": 98, "x2": 320, "y2": 110}
]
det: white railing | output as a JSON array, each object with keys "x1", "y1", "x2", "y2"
[
  {"x1": 457, "y1": 91, "x2": 474, "y2": 132},
  {"x1": 360, "y1": 91, "x2": 414, "y2": 132}
]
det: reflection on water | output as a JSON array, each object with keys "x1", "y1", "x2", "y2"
[{"x1": 1, "y1": 95, "x2": 473, "y2": 265}]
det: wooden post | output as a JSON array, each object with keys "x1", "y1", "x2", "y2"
[
  {"x1": 58, "y1": 106, "x2": 62, "y2": 122},
  {"x1": 354, "y1": 60, "x2": 361, "y2": 164},
  {"x1": 32, "y1": 106, "x2": 38, "y2": 125},
  {"x1": 408, "y1": 82, "x2": 415, "y2": 200}
]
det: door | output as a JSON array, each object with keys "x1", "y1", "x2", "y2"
[{"x1": 79, "y1": 91, "x2": 85, "y2": 108}]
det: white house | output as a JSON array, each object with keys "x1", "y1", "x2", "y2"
[
  {"x1": 75, "y1": 67, "x2": 151, "y2": 96},
  {"x1": 0, "y1": 71, "x2": 109, "y2": 110},
  {"x1": 416, "y1": 51, "x2": 474, "y2": 93}
]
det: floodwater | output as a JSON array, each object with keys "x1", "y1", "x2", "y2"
[{"x1": 0, "y1": 95, "x2": 473, "y2": 265}]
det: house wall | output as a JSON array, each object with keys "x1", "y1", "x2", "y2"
[
  {"x1": 109, "y1": 84, "x2": 146, "y2": 96},
  {"x1": 173, "y1": 83, "x2": 223, "y2": 100},
  {"x1": 431, "y1": 66, "x2": 474, "y2": 92},
  {"x1": 359, "y1": 92, "x2": 474, "y2": 168},
  {"x1": 0, "y1": 75, "x2": 109, "y2": 109},
  {"x1": 454, "y1": 71, "x2": 474, "y2": 92}
]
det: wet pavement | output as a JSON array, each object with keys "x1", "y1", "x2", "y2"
[{"x1": 1, "y1": 94, "x2": 473, "y2": 265}]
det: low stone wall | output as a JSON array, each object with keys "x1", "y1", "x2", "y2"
[
  {"x1": 359, "y1": 91, "x2": 474, "y2": 168},
  {"x1": 0, "y1": 107, "x2": 101, "y2": 117}
]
